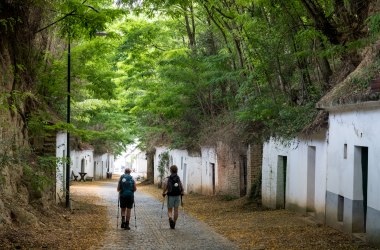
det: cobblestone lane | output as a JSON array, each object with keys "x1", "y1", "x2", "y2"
[{"x1": 72, "y1": 181, "x2": 238, "y2": 250}]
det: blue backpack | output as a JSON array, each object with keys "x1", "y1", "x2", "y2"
[{"x1": 119, "y1": 174, "x2": 134, "y2": 197}]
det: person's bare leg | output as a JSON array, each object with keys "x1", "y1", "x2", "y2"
[
  {"x1": 168, "y1": 207, "x2": 175, "y2": 228},
  {"x1": 121, "y1": 208, "x2": 126, "y2": 218},
  {"x1": 168, "y1": 207, "x2": 173, "y2": 219},
  {"x1": 173, "y1": 207, "x2": 179, "y2": 222},
  {"x1": 126, "y1": 208, "x2": 132, "y2": 222},
  {"x1": 121, "y1": 207, "x2": 126, "y2": 228},
  {"x1": 124, "y1": 208, "x2": 131, "y2": 229}
]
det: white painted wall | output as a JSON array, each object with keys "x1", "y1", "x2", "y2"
[
  {"x1": 109, "y1": 154, "x2": 115, "y2": 173},
  {"x1": 154, "y1": 146, "x2": 169, "y2": 184},
  {"x1": 262, "y1": 134, "x2": 327, "y2": 217},
  {"x1": 55, "y1": 132, "x2": 115, "y2": 204},
  {"x1": 71, "y1": 149, "x2": 94, "y2": 178},
  {"x1": 93, "y1": 154, "x2": 105, "y2": 179},
  {"x1": 153, "y1": 147, "x2": 215, "y2": 195},
  {"x1": 125, "y1": 147, "x2": 147, "y2": 175},
  {"x1": 262, "y1": 138, "x2": 290, "y2": 209},
  {"x1": 93, "y1": 153, "x2": 114, "y2": 179},
  {"x1": 183, "y1": 151, "x2": 202, "y2": 194},
  {"x1": 328, "y1": 108, "x2": 380, "y2": 210},
  {"x1": 134, "y1": 151, "x2": 147, "y2": 174},
  {"x1": 167, "y1": 149, "x2": 187, "y2": 187},
  {"x1": 114, "y1": 152, "x2": 127, "y2": 173},
  {"x1": 114, "y1": 145, "x2": 147, "y2": 175},
  {"x1": 200, "y1": 147, "x2": 217, "y2": 195},
  {"x1": 55, "y1": 132, "x2": 67, "y2": 203}
]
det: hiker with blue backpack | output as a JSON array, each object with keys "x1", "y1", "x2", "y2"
[
  {"x1": 117, "y1": 168, "x2": 137, "y2": 230},
  {"x1": 162, "y1": 165, "x2": 184, "y2": 229}
]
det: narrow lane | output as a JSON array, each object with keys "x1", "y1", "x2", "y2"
[{"x1": 72, "y1": 181, "x2": 238, "y2": 250}]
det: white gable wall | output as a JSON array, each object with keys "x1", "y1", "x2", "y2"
[
  {"x1": 328, "y1": 109, "x2": 379, "y2": 201},
  {"x1": 201, "y1": 147, "x2": 217, "y2": 195},
  {"x1": 185, "y1": 151, "x2": 203, "y2": 194},
  {"x1": 262, "y1": 138, "x2": 291, "y2": 209},
  {"x1": 327, "y1": 107, "x2": 380, "y2": 243},
  {"x1": 262, "y1": 135, "x2": 327, "y2": 221}
]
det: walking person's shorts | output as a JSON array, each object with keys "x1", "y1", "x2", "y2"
[
  {"x1": 167, "y1": 195, "x2": 180, "y2": 208},
  {"x1": 120, "y1": 196, "x2": 134, "y2": 209}
]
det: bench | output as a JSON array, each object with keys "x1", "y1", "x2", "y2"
[
  {"x1": 86, "y1": 176, "x2": 94, "y2": 182},
  {"x1": 71, "y1": 171, "x2": 78, "y2": 181}
]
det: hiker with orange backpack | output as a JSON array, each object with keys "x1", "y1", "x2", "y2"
[{"x1": 162, "y1": 165, "x2": 184, "y2": 229}]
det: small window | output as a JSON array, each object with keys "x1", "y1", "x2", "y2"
[
  {"x1": 338, "y1": 195, "x2": 344, "y2": 222},
  {"x1": 344, "y1": 144, "x2": 347, "y2": 159}
]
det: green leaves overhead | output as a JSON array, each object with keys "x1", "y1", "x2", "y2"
[
  {"x1": 33, "y1": 0, "x2": 377, "y2": 153},
  {"x1": 39, "y1": 0, "x2": 121, "y2": 39}
]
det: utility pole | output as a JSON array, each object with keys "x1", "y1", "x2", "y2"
[{"x1": 66, "y1": 36, "x2": 71, "y2": 208}]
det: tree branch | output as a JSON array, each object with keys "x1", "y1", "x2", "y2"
[
  {"x1": 35, "y1": 0, "x2": 89, "y2": 33},
  {"x1": 35, "y1": 10, "x2": 76, "y2": 33}
]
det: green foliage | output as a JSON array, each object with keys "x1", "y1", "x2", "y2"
[
  {"x1": 52, "y1": 0, "x2": 122, "y2": 40},
  {"x1": 237, "y1": 95, "x2": 318, "y2": 139},
  {"x1": 368, "y1": 12, "x2": 380, "y2": 36},
  {"x1": 15, "y1": 0, "x2": 376, "y2": 164},
  {"x1": 0, "y1": 17, "x2": 18, "y2": 32},
  {"x1": 23, "y1": 156, "x2": 57, "y2": 196},
  {"x1": 0, "y1": 138, "x2": 56, "y2": 194}
]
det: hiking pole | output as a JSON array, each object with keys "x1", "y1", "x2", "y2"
[
  {"x1": 134, "y1": 201, "x2": 137, "y2": 228},
  {"x1": 160, "y1": 195, "x2": 165, "y2": 229},
  {"x1": 117, "y1": 195, "x2": 120, "y2": 229}
]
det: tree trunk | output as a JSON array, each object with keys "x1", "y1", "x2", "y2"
[
  {"x1": 300, "y1": 0, "x2": 341, "y2": 45},
  {"x1": 183, "y1": 4, "x2": 197, "y2": 53},
  {"x1": 146, "y1": 148, "x2": 156, "y2": 183}
]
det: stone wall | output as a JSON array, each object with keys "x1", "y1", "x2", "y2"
[
  {"x1": 216, "y1": 141, "x2": 247, "y2": 197},
  {"x1": 247, "y1": 143, "x2": 263, "y2": 198}
]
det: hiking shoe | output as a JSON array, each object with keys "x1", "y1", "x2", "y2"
[
  {"x1": 169, "y1": 218, "x2": 175, "y2": 229},
  {"x1": 124, "y1": 222, "x2": 130, "y2": 230},
  {"x1": 121, "y1": 222, "x2": 125, "y2": 228}
]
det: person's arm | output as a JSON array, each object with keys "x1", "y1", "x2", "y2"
[
  {"x1": 117, "y1": 176, "x2": 122, "y2": 192},
  {"x1": 162, "y1": 177, "x2": 168, "y2": 197},
  {"x1": 133, "y1": 181, "x2": 137, "y2": 192},
  {"x1": 180, "y1": 181, "x2": 184, "y2": 196}
]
